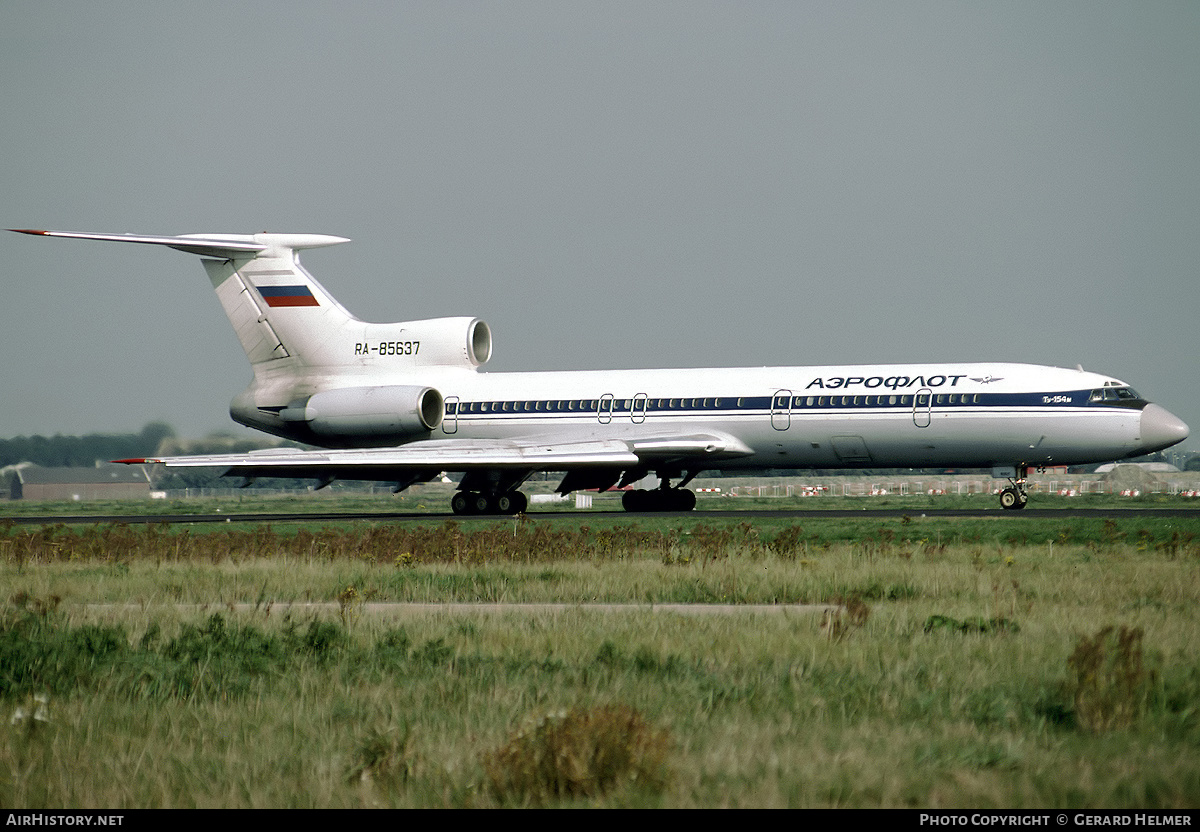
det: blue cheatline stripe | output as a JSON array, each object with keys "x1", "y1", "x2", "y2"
[{"x1": 443, "y1": 390, "x2": 1144, "y2": 416}]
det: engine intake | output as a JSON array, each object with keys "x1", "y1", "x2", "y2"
[{"x1": 364, "y1": 317, "x2": 491, "y2": 368}]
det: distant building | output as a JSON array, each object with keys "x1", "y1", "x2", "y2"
[
  {"x1": 5, "y1": 463, "x2": 152, "y2": 501},
  {"x1": 1093, "y1": 462, "x2": 1181, "y2": 474}
]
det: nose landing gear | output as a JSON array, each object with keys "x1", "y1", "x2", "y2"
[{"x1": 999, "y1": 479, "x2": 1028, "y2": 510}]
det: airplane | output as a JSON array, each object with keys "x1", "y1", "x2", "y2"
[{"x1": 11, "y1": 228, "x2": 1190, "y2": 514}]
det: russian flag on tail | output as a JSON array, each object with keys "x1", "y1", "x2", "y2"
[{"x1": 256, "y1": 285, "x2": 319, "y2": 307}]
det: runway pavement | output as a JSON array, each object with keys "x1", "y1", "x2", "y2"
[{"x1": 7, "y1": 506, "x2": 1200, "y2": 525}]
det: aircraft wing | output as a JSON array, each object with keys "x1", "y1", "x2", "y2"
[{"x1": 116, "y1": 432, "x2": 753, "y2": 482}]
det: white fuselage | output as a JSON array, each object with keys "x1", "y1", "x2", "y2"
[{"x1": 234, "y1": 361, "x2": 1161, "y2": 471}]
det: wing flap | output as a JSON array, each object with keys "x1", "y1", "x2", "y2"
[
  {"x1": 122, "y1": 438, "x2": 641, "y2": 472},
  {"x1": 630, "y1": 435, "x2": 753, "y2": 457}
]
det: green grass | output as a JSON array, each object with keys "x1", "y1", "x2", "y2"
[{"x1": 1, "y1": 513, "x2": 1198, "y2": 808}]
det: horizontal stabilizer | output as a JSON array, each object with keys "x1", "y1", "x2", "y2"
[
  {"x1": 11, "y1": 229, "x2": 266, "y2": 259},
  {"x1": 9, "y1": 229, "x2": 350, "y2": 259}
]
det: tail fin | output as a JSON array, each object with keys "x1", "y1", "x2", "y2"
[
  {"x1": 11, "y1": 229, "x2": 354, "y2": 369},
  {"x1": 195, "y1": 233, "x2": 357, "y2": 368},
  {"x1": 11, "y1": 229, "x2": 491, "y2": 377}
]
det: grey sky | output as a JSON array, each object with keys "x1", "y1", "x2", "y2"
[{"x1": 2, "y1": 1, "x2": 1196, "y2": 452}]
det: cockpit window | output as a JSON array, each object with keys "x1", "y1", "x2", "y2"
[{"x1": 1089, "y1": 386, "x2": 1142, "y2": 403}]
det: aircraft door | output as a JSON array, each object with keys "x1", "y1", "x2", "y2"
[
  {"x1": 598, "y1": 393, "x2": 615, "y2": 424},
  {"x1": 443, "y1": 396, "x2": 459, "y2": 434},
  {"x1": 631, "y1": 393, "x2": 648, "y2": 424},
  {"x1": 913, "y1": 388, "x2": 932, "y2": 428},
  {"x1": 771, "y1": 389, "x2": 792, "y2": 431}
]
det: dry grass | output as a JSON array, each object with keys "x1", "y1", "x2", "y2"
[
  {"x1": 1066, "y1": 625, "x2": 1153, "y2": 733},
  {"x1": 482, "y1": 705, "x2": 671, "y2": 804},
  {"x1": 1, "y1": 513, "x2": 1198, "y2": 808}
]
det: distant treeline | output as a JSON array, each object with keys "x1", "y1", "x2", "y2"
[
  {"x1": 0, "y1": 423, "x2": 308, "y2": 490},
  {"x1": 0, "y1": 422, "x2": 177, "y2": 469}
]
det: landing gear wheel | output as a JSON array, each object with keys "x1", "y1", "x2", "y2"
[
  {"x1": 450, "y1": 491, "x2": 494, "y2": 515},
  {"x1": 622, "y1": 489, "x2": 645, "y2": 512},
  {"x1": 999, "y1": 487, "x2": 1028, "y2": 511},
  {"x1": 673, "y1": 489, "x2": 697, "y2": 511},
  {"x1": 621, "y1": 488, "x2": 696, "y2": 513},
  {"x1": 999, "y1": 487, "x2": 1019, "y2": 510},
  {"x1": 495, "y1": 491, "x2": 528, "y2": 515},
  {"x1": 471, "y1": 493, "x2": 493, "y2": 514},
  {"x1": 451, "y1": 492, "x2": 479, "y2": 515},
  {"x1": 453, "y1": 490, "x2": 527, "y2": 515}
]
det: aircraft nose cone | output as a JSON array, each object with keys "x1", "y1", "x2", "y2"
[{"x1": 1140, "y1": 404, "x2": 1189, "y2": 452}]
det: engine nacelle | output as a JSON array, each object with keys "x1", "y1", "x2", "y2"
[
  {"x1": 359, "y1": 316, "x2": 492, "y2": 368},
  {"x1": 280, "y1": 385, "x2": 443, "y2": 439}
]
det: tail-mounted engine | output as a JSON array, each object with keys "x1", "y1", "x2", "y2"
[
  {"x1": 230, "y1": 317, "x2": 492, "y2": 446},
  {"x1": 362, "y1": 316, "x2": 491, "y2": 368},
  {"x1": 279, "y1": 385, "x2": 443, "y2": 442}
]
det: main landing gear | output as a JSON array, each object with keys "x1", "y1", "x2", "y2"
[
  {"x1": 622, "y1": 487, "x2": 696, "y2": 512},
  {"x1": 451, "y1": 489, "x2": 528, "y2": 516},
  {"x1": 621, "y1": 471, "x2": 699, "y2": 513},
  {"x1": 448, "y1": 469, "x2": 703, "y2": 515},
  {"x1": 450, "y1": 469, "x2": 533, "y2": 516}
]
